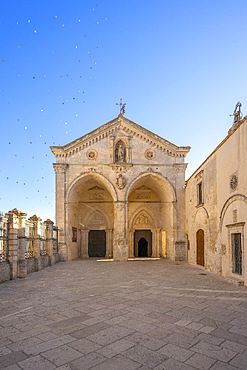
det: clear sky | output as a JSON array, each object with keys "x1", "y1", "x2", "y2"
[{"x1": 1, "y1": 0, "x2": 247, "y2": 221}]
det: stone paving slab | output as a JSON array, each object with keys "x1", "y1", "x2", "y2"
[{"x1": 0, "y1": 259, "x2": 247, "y2": 369}]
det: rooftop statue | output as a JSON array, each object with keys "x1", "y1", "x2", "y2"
[{"x1": 232, "y1": 101, "x2": 242, "y2": 124}]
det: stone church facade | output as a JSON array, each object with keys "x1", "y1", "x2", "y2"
[
  {"x1": 51, "y1": 114, "x2": 190, "y2": 263},
  {"x1": 51, "y1": 111, "x2": 247, "y2": 287}
]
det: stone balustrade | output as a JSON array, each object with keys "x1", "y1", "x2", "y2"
[{"x1": 0, "y1": 208, "x2": 59, "y2": 283}]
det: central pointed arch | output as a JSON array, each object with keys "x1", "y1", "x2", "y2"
[{"x1": 127, "y1": 172, "x2": 176, "y2": 259}]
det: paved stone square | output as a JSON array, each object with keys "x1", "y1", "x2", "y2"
[{"x1": 0, "y1": 259, "x2": 247, "y2": 369}]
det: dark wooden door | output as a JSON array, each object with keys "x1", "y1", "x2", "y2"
[
  {"x1": 196, "y1": 229, "x2": 204, "y2": 266},
  {"x1": 88, "y1": 230, "x2": 106, "y2": 257}
]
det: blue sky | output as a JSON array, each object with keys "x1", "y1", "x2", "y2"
[{"x1": 1, "y1": 0, "x2": 247, "y2": 221}]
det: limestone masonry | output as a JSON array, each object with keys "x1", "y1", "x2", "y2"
[{"x1": 51, "y1": 112, "x2": 247, "y2": 287}]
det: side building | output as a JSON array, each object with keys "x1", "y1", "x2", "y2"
[{"x1": 185, "y1": 115, "x2": 247, "y2": 286}]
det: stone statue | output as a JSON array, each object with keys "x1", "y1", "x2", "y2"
[
  {"x1": 232, "y1": 101, "x2": 242, "y2": 124},
  {"x1": 115, "y1": 143, "x2": 126, "y2": 163}
]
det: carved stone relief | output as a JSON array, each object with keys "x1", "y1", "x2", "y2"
[
  {"x1": 87, "y1": 149, "x2": 98, "y2": 160},
  {"x1": 135, "y1": 186, "x2": 151, "y2": 200},
  {"x1": 116, "y1": 174, "x2": 126, "y2": 189},
  {"x1": 145, "y1": 149, "x2": 155, "y2": 160},
  {"x1": 88, "y1": 186, "x2": 105, "y2": 200}
]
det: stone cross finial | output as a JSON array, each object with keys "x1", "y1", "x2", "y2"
[{"x1": 116, "y1": 98, "x2": 126, "y2": 115}]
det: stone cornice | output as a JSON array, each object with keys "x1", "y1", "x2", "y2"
[{"x1": 50, "y1": 116, "x2": 190, "y2": 159}]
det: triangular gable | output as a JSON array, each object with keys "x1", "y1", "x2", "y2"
[{"x1": 50, "y1": 115, "x2": 190, "y2": 159}]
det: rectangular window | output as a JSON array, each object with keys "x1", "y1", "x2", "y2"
[{"x1": 197, "y1": 182, "x2": 203, "y2": 205}]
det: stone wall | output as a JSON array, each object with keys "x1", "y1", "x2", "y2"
[{"x1": 185, "y1": 116, "x2": 247, "y2": 287}]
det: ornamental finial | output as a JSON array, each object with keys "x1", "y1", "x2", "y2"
[{"x1": 116, "y1": 98, "x2": 126, "y2": 116}]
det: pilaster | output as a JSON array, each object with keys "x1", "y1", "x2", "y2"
[
  {"x1": 53, "y1": 163, "x2": 68, "y2": 261},
  {"x1": 113, "y1": 202, "x2": 128, "y2": 261}
]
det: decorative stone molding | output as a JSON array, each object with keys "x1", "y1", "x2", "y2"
[
  {"x1": 116, "y1": 174, "x2": 126, "y2": 189},
  {"x1": 50, "y1": 117, "x2": 190, "y2": 159},
  {"x1": 135, "y1": 186, "x2": 151, "y2": 200},
  {"x1": 53, "y1": 163, "x2": 68, "y2": 174},
  {"x1": 230, "y1": 173, "x2": 238, "y2": 191},
  {"x1": 110, "y1": 164, "x2": 132, "y2": 173},
  {"x1": 145, "y1": 149, "x2": 155, "y2": 160},
  {"x1": 88, "y1": 186, "x2": 105, "y2": 200},
  {"x1": 87, "y1": 149, "x2": 98, "y2": 160},
  {"x1": 173, "y1": 163, "x2": 188, "y2": 173},
  {"x1": 195, "y1": 169, "x2": 204, "y2": 180}
]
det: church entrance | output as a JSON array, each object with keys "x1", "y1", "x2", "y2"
[
  {"x1": 134, "y1": 230, "x2": 152, "y2": 257},
  {"x1": 88, "y1": 230, "x2": 106, "y2": 257}
]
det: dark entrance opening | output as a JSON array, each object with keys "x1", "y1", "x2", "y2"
[
  {"x1": 88, "y1": 230, "x2": 106, "y2": 257},
  {"x1": 196, "y1": 229, "x2": 204, "y2": 266},
  {"x1": 134, "y1": 230, "x2": 152, "y2": 257},
  {"x1": 138, "y1": 237, "x2": 148, "y2": 257},
  {"x1": 232, "y1": 233, "x2": 242, "y2": 275}
]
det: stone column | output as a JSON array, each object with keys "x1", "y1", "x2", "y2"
[
  {"x1": 18, "y1": 212, "x2": 28, "y2": 278},
  {"x1": 151, "y1": 228, "x2": 160, "y2": 258},
  {"x1": 106, "y1": 229, "x2": 113, "y2": 258},
  {"x1": 161, "y1": 230, "x2": 167, "y2": 258},
  {"x1": 30, "y1": 215, "x2": 42, "y2": 271},
  {"x1": 7, "y1": 210, "x2": 19, "y2": 280},
  {"x1": 44, "y1": 219, "x2": 55, "y2": 265},
  {"x1": 129, "y1": 229, "x2": 134, "y2": 258},
  {"x1": 53, "y1": 163, "x2": 68, "y2": 261},
  {"x1": 80, "y1": 229, "x2": 89, "y2": 258},
  {"x1": 151, "y1": 229, "x2": 156, "y2": 258},
  {"x1": 173, "y1": 163, "x2": 188, "y2": 261},
  {"x1": 156, "y1": 228, "x2": 161, "y2": 257},
  {"x1": 113, "y1": 202, "x2": 128, "y2": 261}
]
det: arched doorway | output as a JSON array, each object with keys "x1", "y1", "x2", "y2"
[
  {"x1": 127, "y1": 173, "x2": 177, "y2": 260},
  {"x1": 134, "y1": 230, "x2": 152, "y2": 257},
  {"x1": 196, "y1": 229, "x2": 204, "y2": 266},
  {"x1": 67, "y1": 173, "x2": 115, "y2": 260},
  {"x1": 138, "y1": 238, "x2": 148, "y2": 257}
]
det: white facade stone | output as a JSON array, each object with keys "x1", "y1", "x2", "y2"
[
  {"x1": 185, "y1": 116, "x2": 247, "y2": 286},
  {"x1": 51, "y1": 114, "x2": 190, "y2": 262}
]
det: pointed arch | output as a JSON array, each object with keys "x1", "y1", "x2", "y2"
[
  {"x1": 126, "y1": 172, "x2": 176, "y2": 203},
  {"x1": 66, "y1": 172, "x2": 117, "y2": 203},
  {"x1": 130, "y1": 207, "x2": 157, "y2": 229}
]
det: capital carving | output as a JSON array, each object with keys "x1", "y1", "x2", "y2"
[
  {"x1": 173, "y1": 163, "x2": 188, "y2": 173},
  {"x1": 53, "y1": 163, "x2": 68, "y2": 174}
]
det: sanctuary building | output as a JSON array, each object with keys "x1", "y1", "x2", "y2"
[{"x1": 51, "y1": 108, "x2": 247, "y2": 287}]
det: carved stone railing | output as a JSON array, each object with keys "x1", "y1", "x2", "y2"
[{"x1": 0, "y1": 208, "x2": 60, "y2": 283}]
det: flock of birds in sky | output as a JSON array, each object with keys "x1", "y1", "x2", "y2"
[{"x1": 1, "y1": 7, "x2": 107, "y2": 217}]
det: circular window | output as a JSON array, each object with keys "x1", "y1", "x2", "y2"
[
  {"x1": 230, "y1": 174, "x2": 238, "y2": 191},
  {"x1": 87, "y1": 149, "x2": 97, "y2": 160},
  {"x1": 145, "y1": 149, "x2": 155, "y2": 160}
]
